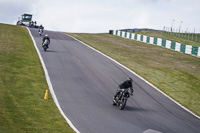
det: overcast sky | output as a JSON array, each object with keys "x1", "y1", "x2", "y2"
[{"x1": 0, "y1": 0, "x2": 199, "y2": 33}]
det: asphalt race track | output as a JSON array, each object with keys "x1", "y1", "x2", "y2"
[{"x1": 29, "y1": 28, "x2": 200, "y2": 133}]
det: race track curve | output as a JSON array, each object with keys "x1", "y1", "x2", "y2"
[{"x1": 29, "y1": 28, "x2": 200, "y2": 133}]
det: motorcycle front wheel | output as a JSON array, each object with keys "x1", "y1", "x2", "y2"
[
  {"x1": 119, "y1": 97, "x2": 127, "y2": 110},
  {"x1": 43, "y1": 45, "x2": 47, "y2": 51}
]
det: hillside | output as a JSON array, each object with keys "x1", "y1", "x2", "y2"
[{"x1": 1, "y1": 22, "x2": 199, "y2": 132}]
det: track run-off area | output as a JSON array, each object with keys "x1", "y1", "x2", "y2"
[{"x1": 28, "y1": 28, "x2": 200, "y2": 133}]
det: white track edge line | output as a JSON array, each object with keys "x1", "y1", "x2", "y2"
[
  {"x1": 27, "y1": 28, "x2": 80, "y2": 133},
  {"x1": 66, "y1": 33, "x2": 200, "y2": 120}
]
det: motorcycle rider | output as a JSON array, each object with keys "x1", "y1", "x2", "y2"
[
  {"x1": 42, "y1": 34, "x2": 50, "y2": 47},
  {"x1": 38, "y1": 24, "x2": 44, "y2": 33},
  {"x1": 114, "y1": 78, "x2": 134, "y2": 100}
]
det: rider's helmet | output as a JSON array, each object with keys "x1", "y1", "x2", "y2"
[
  {"x1": 45, "y1": 34, "x2": 48, "y2": 37},
  {"x1": 127, "y1": 77, "x2": 133, "y2": 83}
]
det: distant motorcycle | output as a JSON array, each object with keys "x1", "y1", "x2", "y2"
[
  {"x1": 113, "y1": 89, "x2": 130, "y2": 110},
  {"x1": 42, "y1": 39, "x2": 49, "y2": 51},
  {"x1": 38, "y1": 28, "x2": 43, "y2": 36}
]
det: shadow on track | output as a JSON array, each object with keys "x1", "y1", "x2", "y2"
[{"x1": 124, "y1": 106, "x2": 153, "y2": 112}]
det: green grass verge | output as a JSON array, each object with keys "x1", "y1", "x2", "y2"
[
  {"x1": 67, "y1": 33, "x2": 200, "y2": 116},
  {"x1": 0, "y1": 23, "x2": 75, "y2": 133},
  {"x1": 136, "y1": 31, "x2": 200, "y2": 47}
]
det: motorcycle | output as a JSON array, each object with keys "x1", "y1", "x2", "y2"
[
  {"x1": 113, "y1": 89, "x2": 130, "y2": 110},
  {"x1": 39, "y1": 28, "x2": 43, "y2": 36},
  {"x1": 42, "y1": 39, "x2": 49, "y2": 52}
]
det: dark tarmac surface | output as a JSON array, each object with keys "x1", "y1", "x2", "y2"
[{"x1": 29, "y1": 28, "x2": 200, "y2": 133}]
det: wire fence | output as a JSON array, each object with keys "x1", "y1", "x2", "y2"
[{"x1": 163, "y1": 27, "x2": 200, "y2": 43}]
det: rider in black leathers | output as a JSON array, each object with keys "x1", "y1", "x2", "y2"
[
  {"x1": 114, "y1": 78, "x2": 134, "y2": 99},
  {"x1": 38, "y1": 25, "x2": 44, "y2": 33},
  {"x1": 42, "y1": 34, "x2": 50, "y2": 47}
]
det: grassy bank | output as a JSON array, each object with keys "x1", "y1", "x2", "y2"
[
  {"x1": 136, "y1": 31, "x2": 200, "y2": 47},
  {"x1": 0, "y1": 23, "x2": 75, "y2": 133},
  {"x1": 68, "y1": 33, "x2": 200, "y2": 116}
]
